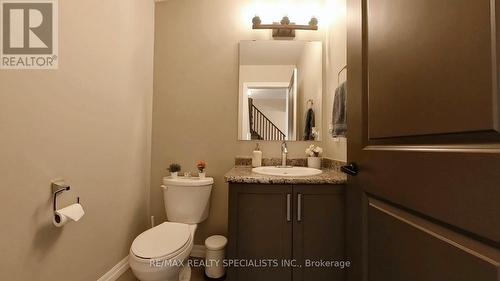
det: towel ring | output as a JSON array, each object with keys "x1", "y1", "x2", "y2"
[{"x1": 338, "y1": 65, "x2": 347, "y2": 85}]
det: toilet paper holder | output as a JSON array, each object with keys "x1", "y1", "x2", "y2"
[{"x1": 52, "y1": 181, "x2": 80, "y2": 212}]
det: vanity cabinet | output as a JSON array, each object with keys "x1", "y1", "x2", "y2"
[{"x1": 228, "y1": 183, "x2": 345, "y2": 281}]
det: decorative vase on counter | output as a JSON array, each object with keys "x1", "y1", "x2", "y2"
[
  {"x1": 168, "y1": 163, "x2": 181, "y2": 179},
  {"x1": 307, "y1": 157, "x2": 321, "y2": 169},
  {"x1": 196, "y1": 160, "x2": 207, "y2": 179}
]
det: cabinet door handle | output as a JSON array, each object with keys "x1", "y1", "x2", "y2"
[
  {"x1": 286, "y1": 194, "x2": 291, "y2": 222},
  {"x1": 297, "y1": 193, "x2": 302, "y2": 222}
]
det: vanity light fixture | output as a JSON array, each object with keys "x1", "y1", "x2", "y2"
[{"x1": 252, "y1": 16, "x2": 318, "y2": 38}]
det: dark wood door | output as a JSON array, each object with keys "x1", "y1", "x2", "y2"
[
  {"x1": 347, "y1": 0, "x2": 500, "y2": 280},
  {"x1": 228, "y1": 184, "x2": 293, "y2": 281},
  {"x1": 292, "y1": 185, "x2": 346, "y2": 281}
]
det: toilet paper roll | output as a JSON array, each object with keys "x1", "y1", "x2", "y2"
[{"x1": 53, "y1": 203, "x2": 85, "y2": 227}]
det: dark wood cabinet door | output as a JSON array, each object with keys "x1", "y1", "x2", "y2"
[
  {"x1": 228, "y1": 184, "x2": 293, "y2": 281},
  {"x1": 292, "y1": 185, "x2": 346, "y2": 281},
  {"x1": 347, "y1": 0, "x2": 500, "y2": 280}
]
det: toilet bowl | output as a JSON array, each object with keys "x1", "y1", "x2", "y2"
[
  {"x1": 129, "y1": 177, "x2": 213, "y2": 281},
  {"x1": 129, "y1": 223, "x2": 196, "y2": 281}
]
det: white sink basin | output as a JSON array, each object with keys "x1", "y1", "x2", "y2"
[{"x1": 252, "y1": 166, "x2": 322, "y2": 177}]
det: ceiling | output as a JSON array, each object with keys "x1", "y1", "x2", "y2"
[{"x1": 248, "y1": 88, "x2": 287, "y2": 100}]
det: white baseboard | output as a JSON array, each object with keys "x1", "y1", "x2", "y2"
[
  {"x1": 97, "y1": 255, "x2": 130, "y2": 281},
  {"x1": 96, "y1": 245, "x2": 205, "y2": 281},
  {"x1": 190, "y1": 244, "x2": 206, "y2": 258}
]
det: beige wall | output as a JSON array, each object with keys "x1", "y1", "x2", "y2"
[
  {"x1": 0, "y1": 0, "x2": 154, "y2": 280},
  {"x1": 297, "y1": 42, "x2": 323, "y2": 141},
  {"x1": 152, "y1": 0, "x2": 345, "y2": 244},
  {"x1": 324, "y1": 0, "x2": 348, "y2": 161}
]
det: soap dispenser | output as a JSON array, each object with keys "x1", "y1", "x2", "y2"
[{"x1": 252, "y1": 143, "x2": 262, "y2": 167}]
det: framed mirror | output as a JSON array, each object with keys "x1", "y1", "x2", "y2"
[{"x1": 238, "y1": 40, "x2": 323, "y2": 141}]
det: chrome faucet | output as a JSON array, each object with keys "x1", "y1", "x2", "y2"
[{"x1": 280, "y1": 141, "x2": 288, "y2": 167}]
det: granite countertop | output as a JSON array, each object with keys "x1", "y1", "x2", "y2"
[{"x1": 224, "y1": 158, "x2": 347, "y2": 185}]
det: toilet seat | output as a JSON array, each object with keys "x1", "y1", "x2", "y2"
[{"x1": 131, "y1": 222, "x2": 191, "y2": 260}]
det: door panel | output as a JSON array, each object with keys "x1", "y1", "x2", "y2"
[
  {"x1": 347, "y1": 0, "x2": 500, "y2": 280},
  {"x1": 362, "y1": 149, "x2": 500, "y2": 243},
  {"x1": 227, "y1": 184, "x2": 293, "y2": 281},
  {"x1": 292, "y1": 185, "x2": 345, "y2": 281},
  {"x1": 367, "y1": 0, "x2": 497, "y2": 139},
  {"x1": 368, "y1": 198, "x2": 500, "y2": 281}
]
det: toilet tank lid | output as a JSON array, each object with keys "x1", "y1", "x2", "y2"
[{"x1": 162, "y1": 177, "x2": 214, "y2": 187}]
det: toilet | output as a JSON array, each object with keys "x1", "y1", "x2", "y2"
[{"x1": 129, "y1": 177, "x2": 214, "y2": 281}]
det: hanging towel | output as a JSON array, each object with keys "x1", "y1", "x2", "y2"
[
  {"x1": 332, "y1": 82, "x2": 347, "y2": 137},
  {"x1": 303, "y1": 108, "x2": 315, "y2": 140}
]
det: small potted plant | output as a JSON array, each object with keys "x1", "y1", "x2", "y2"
[
  {"x1": 168, "y1": 163, "x2": 181, "y2": 178},
  {"x1": 305, "y1": 144, "x2": 323, "y2": 169},
  {"x1": 196, "y1": 160, "x2": 207, "y2": 178}
]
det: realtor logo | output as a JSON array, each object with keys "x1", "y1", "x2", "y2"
[{"x1": 0, "y1": 0, "x2": 58, "y2": 69}]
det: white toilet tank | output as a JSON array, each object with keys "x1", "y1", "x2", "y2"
[{"x1": 162, "y1": 177, "x2": 213, "y2": 224}]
